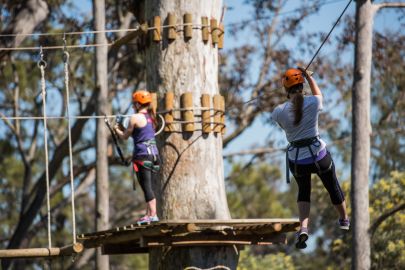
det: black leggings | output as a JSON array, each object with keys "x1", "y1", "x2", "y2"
[
  {"x1": 135, "y1": 156, "x2": 158, "y2": 203},
  {"x1": 289, "y1": 152, "x2": 345, "y2": 205}
]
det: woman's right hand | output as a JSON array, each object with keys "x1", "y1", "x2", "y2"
[{"x1": 297, "y1": 67, "x2": 311, "y2": 80}]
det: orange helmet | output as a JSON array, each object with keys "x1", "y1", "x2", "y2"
[
  {"x1": 132, "y1": 90, "x2": 152, "y2": 104},
  {"x1": 282, "y1": 68, "x2": 304, "y2": 88}
]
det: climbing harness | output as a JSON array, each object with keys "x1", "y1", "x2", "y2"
[
  {"x1": 285, "y1": 136, "x2": 333, "y2": 184},
  {"x1": 104, "y1": 116, "x2": 131, "y2": 166}
]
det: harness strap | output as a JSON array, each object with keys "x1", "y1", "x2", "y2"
[{"x1": 286, "y1": 136, "x2": 332, "y2": 184}]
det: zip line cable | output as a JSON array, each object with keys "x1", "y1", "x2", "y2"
[
  {"x1": 305, "y1": 0, "x2": 352, "y2": 70},
  {"x1": 234, "y1": 0, "x2": 353, "y2": 107},
  {"x1": 38, "y1": 47, "x2": 52, "y2": 249}
]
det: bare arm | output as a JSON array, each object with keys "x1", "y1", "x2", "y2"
[
  {"x1": 114, "y1": 115, "x2": 136, "y2": 140},
  {"x1": 298, "y1": 67, "x2": 322, "y2": 97}
]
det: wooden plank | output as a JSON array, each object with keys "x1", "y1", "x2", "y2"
[{"x1": 77, "y1": 219, "x2": 300, "y2": 239}]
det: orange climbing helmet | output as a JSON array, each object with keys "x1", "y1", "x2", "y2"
[
  {"x1": 282, "y1": 68, "x2": 305, "y2": 89},
  {"x1": 132, "y1": 90, "x2": 152, "y2": 104}
]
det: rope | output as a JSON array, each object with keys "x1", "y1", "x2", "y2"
[
  {"x1": 184, "y1": 266, "x2": 231, "y2": 270},
  {"x1": 38, "y1": 47, "x2": 52, "y2": 249},
  {"x1": 305, "y1": 0, "x2": 353, "y2": 70},
  {"x1": 229, "y1": 0, "x2": 353, "y2": 106},
  {"x1": 0, "y1": 107, "x2": 224, "y2": 121},
  {"x1": 63, "y1": 45, "x2": 77, "y2": 244},
  {"x1": 0, "y1": 23, "x2": 214, "y2": 51}
]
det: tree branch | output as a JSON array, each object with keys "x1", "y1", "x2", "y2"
[
  {"x1": 369, "y1": 203, "x2": 405, "y2": 237},
  {"x1": 374, "y1": 3, "x2": 405, "y2": 11}
]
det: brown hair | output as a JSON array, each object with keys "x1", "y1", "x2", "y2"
[
  {"x1": 288, "y1": 84, "x2": 304, "y2": 126},
  {"x1": 139, "y1": 103, "x2": 157, "y2": 129}
]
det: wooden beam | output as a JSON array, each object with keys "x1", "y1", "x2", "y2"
[
  {"x1": 140, "y1": 233, "x2": 287, "y2": 247},
  {"x1": 0, "y1": 243, "x2": 83, "y2": 259}
]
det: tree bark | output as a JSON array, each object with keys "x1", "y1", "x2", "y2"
[
  {"x1": 144, "y1": 1, "x2": 239, "y2": 269},
  {"x1": 351, "y1": 1, "x2": 373, "y2": 269},
  {"x1": 94, "y1": 0, "x2": 110, "y2": 269}
]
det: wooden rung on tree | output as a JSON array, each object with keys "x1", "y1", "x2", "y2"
[
  {"x1": 201, "y1": 94, "x2": 211, "y2": 133},
  {"x1": 167, "y1": 13, "x2": 177, "y2": 41},
  {"x1": 218, "y1": 23, "x2": 225, "y2": 49},
  {"x1": 151, "y1": 92, "x2": 157, "y2": 116},
  {"x1": 213, "y1": 94, "x2": 222, "y2": 133},
  {"x1": 153, "y1": 16, "x2": 162, "y2": 42},
  {"x1": 181, "y1": 92, "x2": 194, "y2": 132},
  {"x1": 219, "y1": 95, "x2": 226, "y2": 134},
  {"x1": 164, "y1": 92, "x2": 174, "y2": 132},
  {"x1": 210, "y1": 18, "x2": 219, "y2": 46},
  {"x1": 201, "y1": 17, "x2": 209, "y2": 43},
  {"x1": 184, "y1": 13, "x2": 193, "y2": 39}
]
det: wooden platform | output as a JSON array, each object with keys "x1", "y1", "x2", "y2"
[{"x1": 77, "y1": 219, "x2": 300, "y2": 254}]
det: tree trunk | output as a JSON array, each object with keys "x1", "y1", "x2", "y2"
[
  {"x1": 94, "y1": 0, "x2": 110, "y2": 269},
  {"x1": 351, "y1": 1, "x2": 373, "y2": 269},
  {"x1": 143, "y1": 1, "x2": 238, "y2": 269}
]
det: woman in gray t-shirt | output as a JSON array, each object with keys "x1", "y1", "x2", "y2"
[{"x1": 272, "y1": 67, "x2": 349, "y2": 249}]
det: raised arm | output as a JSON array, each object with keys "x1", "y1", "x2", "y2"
[{"x1": 298, "y1": 67, "x2": 322, "y2": 97}]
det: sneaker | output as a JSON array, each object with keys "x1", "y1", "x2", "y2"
[
  {"x1": 338, "y1": 218, "x2": 350, "y2": 230},
  {"x1": 136, "y1": 215, "x2": 160, "y2": 226},
  {"x1": 295, "y1": 228, "x2": 309, "y2": 249}
]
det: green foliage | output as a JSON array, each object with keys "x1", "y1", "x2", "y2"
[
  {"x1": 227, "y1": 161, "x2": 296, "y2": 219},
  {"x1": 370, "y1": 171, "x2": 405, "y2": 270}
]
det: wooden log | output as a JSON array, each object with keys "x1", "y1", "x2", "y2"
[
  {"x1": 219, "y1": 95, "x2": 225, "y2": 135},
  {"x1": 218, "y1": 23, "x2": 225, "y2": 49},
  {"x1": 213, "y1": 94, "x2": 221, "y2": 133},
  {"x1": 181, "y1": 92, "x2": 194, "y2": 132},
  {"x1": 184, "y1": 13, "x2": 193, "y2": 39},
  {"x1": 0, "y1": 243, "x2": 83, "y2": 259},
  {"x1": 210, "y1": 18, "x2": 219, "y2": 46},
  {"x1": 167, "y1": 13, "x2": 177, "y2": 40},
  {"x1": 164, "y1": 92, "x2": 174, "y2": 132},
  {"x1": 201, "y1": 94, "x2": 211, "y2": 133},
  {"x1": 201, "y1": 17, "x2": 209, "y2": 43},
  {"x1": 153, "y1": 16, "x2": 161, "y2": 42}
]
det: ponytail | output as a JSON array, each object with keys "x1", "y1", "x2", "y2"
[
  {"x1": 147, "y1": 104, "x2": 157, "y2": 129},
  {"x1": 138, "y1": 103, "x2": 157, "y2": 129},
  {"x1": 287, "y1": 84, "x2": 304, "y2": 126}
]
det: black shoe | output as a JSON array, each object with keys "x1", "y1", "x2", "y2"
[{"x1": 295, "y1": 229, "x2": 309, "y2": 249}]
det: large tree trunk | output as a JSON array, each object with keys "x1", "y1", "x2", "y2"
[
  {"x1": 144, "y1": 1, "x2": 238, "y2": 269},
  {"x1": 94, "y1": 0, "x2": 110, "y2": 269},
  {"x1": 351, "y1": 1, "x2": 373, "y2": 269}
]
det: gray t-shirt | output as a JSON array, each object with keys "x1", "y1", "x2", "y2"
[{"x1": 272, "y1": 95, "x2": 326, "y2": 160}]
